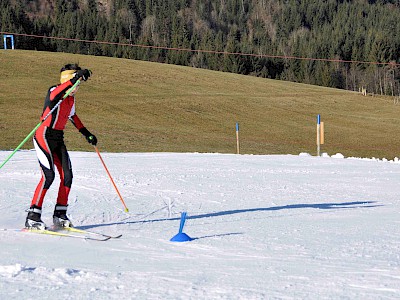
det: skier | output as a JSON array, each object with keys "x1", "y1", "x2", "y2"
[{"x1": 25, "y1": 64, "x2": 97, "y2": 230}]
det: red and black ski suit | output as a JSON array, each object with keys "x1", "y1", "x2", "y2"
[{"x1": 31, "y1": 79, "x2": 85, "y2": 208}]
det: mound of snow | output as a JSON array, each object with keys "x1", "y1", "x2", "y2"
[{"x1": 331, "y1": 153, "x2": 345, "y2": 159}]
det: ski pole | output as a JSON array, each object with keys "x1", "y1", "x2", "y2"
[
  {"x1": 94, "y1": 146, "x2": 129, "y2": 212},
  {"x1": 0, "y1": 80, "x2": 81, "y2": 170}
]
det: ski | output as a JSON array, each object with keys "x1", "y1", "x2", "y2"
[
  {"x1": 21, "y1": 228, "x2": 111, "y2": 241},
  {"x1": 62, "y1": 227, "x2": 122, "y2": 239},
  {"x1": 1, "y1": 227, "x2": 121, "y2": 240}
]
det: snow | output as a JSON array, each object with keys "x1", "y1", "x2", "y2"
[{"x1": 0, "y1": 150, "x2": 399, "y2": 299}]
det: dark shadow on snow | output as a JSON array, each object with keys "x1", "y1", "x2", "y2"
[
  {"x1": 190, "y1": 232, "x2": 244, "y2": 241},
  {"x1": 187, "y1": 201, "x2": 381, "y2": 220},
  {"x1": 78, "y1": 201, "x2": 381, "y2": 231}
]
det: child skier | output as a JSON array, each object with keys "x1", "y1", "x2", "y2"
[{"x1": 25, "y1": 64, "x2": 97, "y2": 230}]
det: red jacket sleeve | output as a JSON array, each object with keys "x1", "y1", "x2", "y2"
[
  {"x1": 49, "y1": 81, "x2": 75, "y2": 104},
  {"x1": 70, "y1": 114, "x2": 85, "y2": 131}
]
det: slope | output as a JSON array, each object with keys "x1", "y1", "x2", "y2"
[
  {"x1": 0, "y1": 151, "x2": 399, "y2": 299},
  {"x1": 1, "y1": 50, "x2": 400, "y2": 157}
]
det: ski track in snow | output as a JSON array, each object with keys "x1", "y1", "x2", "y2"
[{"x1": 0, "y1": 150, "x2": 400, "y2": 299}]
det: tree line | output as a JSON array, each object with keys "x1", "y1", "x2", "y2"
[{"x1": 2, "y1": 0, "x2": 400, "y2": 96}]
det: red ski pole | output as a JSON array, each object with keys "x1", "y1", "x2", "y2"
[{"x1": 94, "y1": 146, "x2": 129, "y2": 212}]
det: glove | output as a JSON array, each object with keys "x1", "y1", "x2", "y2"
[
  {"x1": 79, "y1": 127, "x2": 97, "y2": 146},
  {"x1": 75, "y1": 69, "x2": 91, "y2": 81}
]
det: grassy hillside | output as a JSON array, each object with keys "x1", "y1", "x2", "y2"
[{"x1": 1, "y1": 50, "x2": 400, "y2": 158}]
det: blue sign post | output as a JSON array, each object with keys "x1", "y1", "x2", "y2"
[
  {"x1": 3, "y1": 35, "x2": 15, "y2": 50},
  {"x1": 236, "y1": 122, "x2": 240, "y2": 154},
  {"x1": 170, "y1": 212, "x2": 193, "y2": 242},
  {"x1": 317, "y1": 115, "x2": 325, "y2": 156}
]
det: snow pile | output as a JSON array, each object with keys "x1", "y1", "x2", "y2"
[{"x1": 301, "y1": 152, "x2": 400, "y2": 163}]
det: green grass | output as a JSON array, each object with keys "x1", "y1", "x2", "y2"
[{"x1": 1, "y1": 49, "x2": 400, "y2": 158}]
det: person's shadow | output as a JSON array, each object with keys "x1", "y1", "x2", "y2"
[{"x1": 79, "y1": 201, "x2": 380, "y2": 233}]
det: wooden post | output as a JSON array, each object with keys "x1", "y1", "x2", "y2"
[{"x1": 320, "y1": 121, "x2": 324, "y2": 145}]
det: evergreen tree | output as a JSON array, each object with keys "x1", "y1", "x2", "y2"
[{"x1": 3, "y1": 0, "x2": 400, "y2": 95}]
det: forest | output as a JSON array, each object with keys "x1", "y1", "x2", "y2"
[{"x1": 2, "y1": 0, "x2": 400, "y2": 96}]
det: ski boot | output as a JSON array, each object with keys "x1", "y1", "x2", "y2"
[
  {"x1": 25, "y1": 206, "x2": 46, "y2": 230},
  {"x1": 53, "y1": 205, "x2": 73, "y2": 228}
]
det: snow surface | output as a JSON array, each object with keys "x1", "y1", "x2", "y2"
[{"x1": 0, "y1": 150, "x2": 399, "y2": 299}]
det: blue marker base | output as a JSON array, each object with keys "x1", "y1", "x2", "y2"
[{"x1": 170, "y1": 232, "x2": 193, "y2": 242}]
